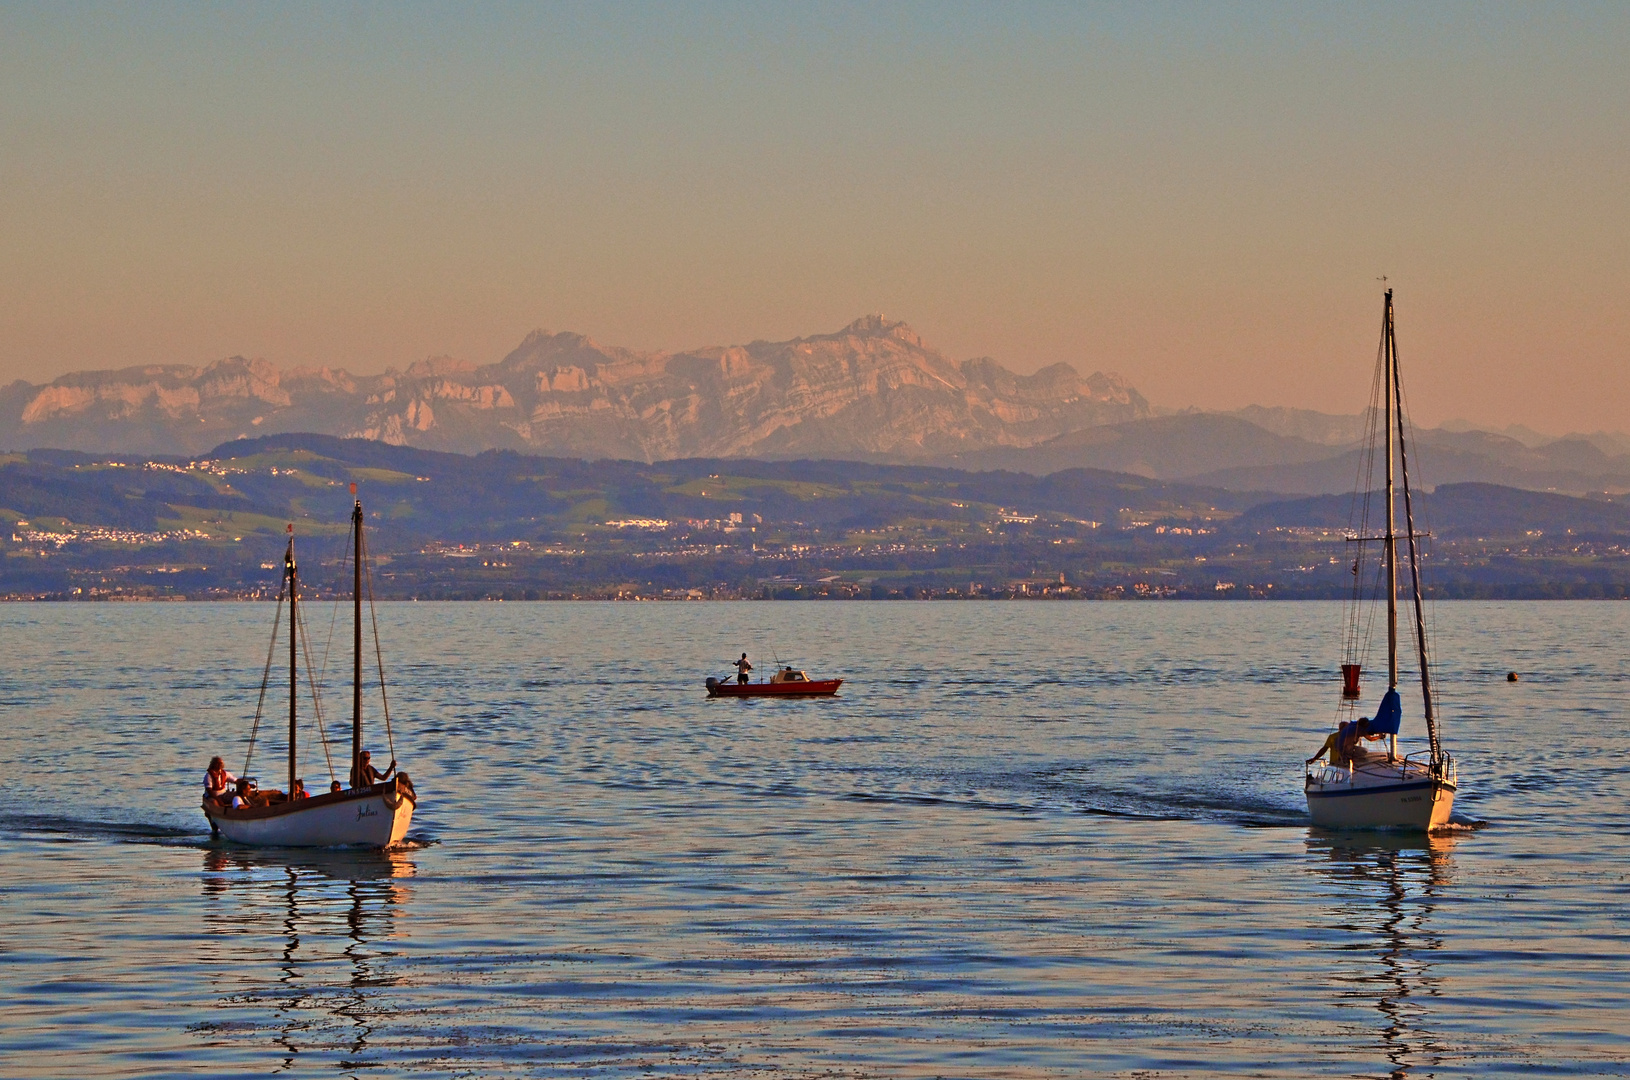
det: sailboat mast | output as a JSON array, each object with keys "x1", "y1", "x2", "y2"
[
  {"x1": 287, "y1": 527, "x2": 298, "y2": 797},
  {"x1": 352, "y1": 489, "x2": 363, "y2": 788},
  {"x1": 1383, "y1": 290, "x2": 1399, "y2": 690},
  {"x1": 1392, "y1": 338, "x2": 1441, "y2": 763}
]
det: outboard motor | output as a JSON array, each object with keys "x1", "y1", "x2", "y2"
[{"x1": 705, "y1": 676, "x2": 719, "y2": 690}]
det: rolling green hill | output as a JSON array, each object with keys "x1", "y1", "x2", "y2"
[{"x1": 4, "y1": 435, "x2": 1628, "y2": 600}]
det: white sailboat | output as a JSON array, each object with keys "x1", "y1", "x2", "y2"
[
  {"x1": 1305, "y1": 289, "x2": 1458, "y2": 831},
  {"x1": 204, "y1": 488, "x2": 417, "y2": 847}
]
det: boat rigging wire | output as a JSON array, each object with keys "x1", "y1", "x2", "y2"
[
  {"x1": 1339, "y1": 308, "x2": 1390, "y2": 723},
  {"x1": 314, "y1": 516, "x2": 355, "y2": 782},
  {"x1": 296, "y1": 591, "x2": 338, "y2": 785},
  {"x1": 240, "y1": 574, "x2": 285, "y2": 777},
  {"x1": 1388, "y1": 305, "x2": 1443, "y2": 764},
  {"x1": 1393, "y1": 344, "x2": 1445, "y2": 741},
  {"x1": 361, "y1": 520, "x2": 398, "y2": 764},
  {"x1": 314, "y1": 526, "x2": 348, "y2": 722}
]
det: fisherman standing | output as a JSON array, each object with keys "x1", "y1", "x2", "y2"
[{"x1": 735, "y1": 653, "x2": 753, "y2": 685}]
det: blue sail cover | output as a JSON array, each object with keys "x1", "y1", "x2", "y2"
[{"x1": 1369, "y1": 687, "x2": 1403, "y2": 735}]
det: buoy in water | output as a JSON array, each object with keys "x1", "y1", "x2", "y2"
[{"x1": 1507, "y1": 671, "x2": 1519, "y2": 682}]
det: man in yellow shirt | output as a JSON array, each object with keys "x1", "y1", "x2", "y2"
[{"x1": 1308, "y1": 720, "x2": 1351, "y2": 767}]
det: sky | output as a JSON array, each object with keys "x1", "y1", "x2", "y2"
[{"x1": 1, "y1": 2, "x2": 1626, "y2": 433}]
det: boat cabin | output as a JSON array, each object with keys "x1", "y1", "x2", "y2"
[{"x1": 768, "y1": 667, "x2": 809, "y2": 684}]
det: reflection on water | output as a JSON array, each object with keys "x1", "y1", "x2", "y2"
[
  {"x1": 3, "y1": 601, "x2": 1628, "y2": 1077},
  {"x1": 1309, "y1": 832, "x2": 1458, "y2": 1079},
  {"x1": 198, "y1": 846, "x2": 415, "y2": 1068}
]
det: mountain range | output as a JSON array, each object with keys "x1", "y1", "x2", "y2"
[
  {"x1": 955, "y1": 412, "x2": 1630, "y2": 495},
  {"x1": 4, "y1": 316, "x2": 1626, "y2": 497},
  {"x1": 0, "y1": 316, "x2": 1147, "y2": 462}
]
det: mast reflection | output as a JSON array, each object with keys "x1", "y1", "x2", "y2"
[
  {"x1": 199, "y1": 846, "x2": 415, "y2": 1069},
  {"x1": 1307, "y1": 831, "x2": 1458, "y2": 1079}
]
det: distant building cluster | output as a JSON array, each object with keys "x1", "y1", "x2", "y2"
[
  {"x1": 605, "y1": 513, "x2": 763, "y2": 532},
  {"x1": 11, "y1": 523, "x2": 214, "y2": 547}
]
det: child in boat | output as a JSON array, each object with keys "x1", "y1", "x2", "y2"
[{"x1": 291, "y1": 779, "x2": 308, "y2": 800}]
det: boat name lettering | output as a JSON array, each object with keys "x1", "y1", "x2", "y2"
[{"x1": 357, "y1": 804, "x2": 379, "y2": 819}]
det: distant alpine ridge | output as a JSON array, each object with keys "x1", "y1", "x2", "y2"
[
  {"x1": 0, "y1": 316, "x2": 1148, "y2": 460},
  {"x1": 6, "y1": 315, "x2": 1627, "y2": 496}
]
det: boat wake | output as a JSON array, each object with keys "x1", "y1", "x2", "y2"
[
  {"x1": 824, "y1": 764, "x2": 1308, "y2": 829},
  {"x1": 1039, "y1": 765, "x2": 1308, "y2": 828},
  {"x1": 0, "y1": 811, "x2": 206, "y2": 845}
]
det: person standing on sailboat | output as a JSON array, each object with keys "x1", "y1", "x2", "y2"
[{"x1": 350, "y1": 749, "x2": 397, "y2": 789}]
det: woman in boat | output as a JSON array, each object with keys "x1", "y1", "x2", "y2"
[
  {"x1": 204, "y1": 757, "x2": 236, "y2": 803},
  {"x1": 291, "y1": 779, "x2": 308, "y2": 800},
  {"x1": 230, "y1": 777, "x2": 255, "y2": 809}
]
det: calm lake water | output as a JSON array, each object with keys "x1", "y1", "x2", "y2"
[{"x1": 0, "y1": 600, "x2": 1626, "y2": 1078}]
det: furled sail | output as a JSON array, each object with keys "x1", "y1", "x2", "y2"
[{"x1": 1368, "y1": 687, "x2": 1403, "y2": 736}]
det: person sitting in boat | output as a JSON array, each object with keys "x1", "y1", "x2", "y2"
[
  {"x1": 330, "y1": 780, "x2": 343, "y2": 794},
  {"x1": 230, "y1": 777, "x2": 255, "y2": 809},
  {"x1": 1307, "y1": 721, "x2": 1350, "y2": 767},
  {"x1": 1340, "y1": 717, "x2": 1389, "y2": 765},
  {"x1": 350, "y1": 750, "x2": 397, "y2": 789},
  {"x1": 735, "y1": 653, "x2": 753, "y2": 684},
  {"x1": 291, "y1": 779, "x2": 308, "y2": 800},
  {"x1": 204, "y1": 757, "x2": 237, "y2": 802}
]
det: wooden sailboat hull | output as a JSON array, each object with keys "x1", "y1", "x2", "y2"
[
  {"x1": 212, "y1": 497, "x2": 422, "y2": 851},
  {"x1": 1305, "y1": 762, "x2": 1455, "y2": 831},
  {"x1": 204, "y1": 778, "x2": 415, "y2": 848}
]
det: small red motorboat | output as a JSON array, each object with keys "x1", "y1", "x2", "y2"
[{"x1": 706, "y1": 667, "x2": 842, "y2": 698}]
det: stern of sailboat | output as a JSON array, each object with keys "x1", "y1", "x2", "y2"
[{"x1": 1305, "y1": 752, "x2": 1456, "y2": 832}]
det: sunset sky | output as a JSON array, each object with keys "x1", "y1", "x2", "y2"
[{"x1": 2, "y1": 3, "x2": 1626, "y2": 433}]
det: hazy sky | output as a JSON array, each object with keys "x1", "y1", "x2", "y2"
[{"x1": 1, "y1": 3, "x2": 1626, "y2": 432}]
